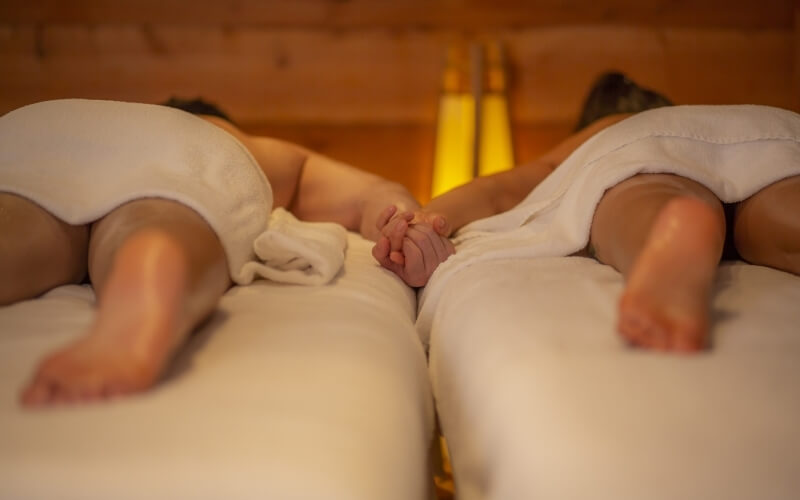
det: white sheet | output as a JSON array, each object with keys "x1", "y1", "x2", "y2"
[
  {"x1": 418, "y1": 105, "x2": 800, "y2": 341},
  {"x1": 429, "y1": 257, "x2": 800, "y2": 500},
  {"x1": 0, "y1": 234, "x2": 434, "y2": 500}
]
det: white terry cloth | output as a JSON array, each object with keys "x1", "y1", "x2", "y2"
[
  {"x1": 241, "y1": 207, "x2": 347, "y2": 285},
  {"x1": 418, "y1": 104, "x2": 800, "y2": 342},
  {"x1": 0, "y1": 99, "x2": 346, "y2": 286}
]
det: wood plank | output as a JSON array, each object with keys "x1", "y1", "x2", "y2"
[
  {"x1": 245, "y1": 122, "x2": 436, "y2": 202},
  {"x1": 504, "y1": 27, "x2": 795, "y2": 123},
  {"x1": 0, "y1": 26, "x2": 445, "y2": 123},
  {"x1": 244, "y1": 121, "x2": 576, "y2": 203},
  {"x1": 513, "y1": 121, "x2": 574, "y2": 166},
  {"x1": 0, "y1": 0, "x2": 794, "y2": 30},
  {"x1": 795, "y1": 1, "x2": 800, "y2": 110},
  {"x1": 1, "y1": 26, "x2": 793, "y2": 123},
  {"x1": 663, "y1": 29, "x2": 795, "y2": 109}
]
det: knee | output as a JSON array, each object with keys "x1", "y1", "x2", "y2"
[
  {"x1": 89, "y1": 199, "x2": 220, "y2": 265},
  {"x1": 0, "y1": 232, "x2": 88, "y2": 306},
  {"x1": 89, "y1": 226, "x2": 188, "y2": 286},
  {"x1": 734, "y1": 178, "x2": 800, "y2": 273},
  {"x1": 88, "y1": 205, "x2": 228, "y2": 290},
  {"x1": 0, "y1": 263, "x2": 24, "y2": 305},
  {"x1": 735, "y1": 205, "x2": 800, "y2": 273},
  {"x1": 0, "y1": 202, "x2": 88, "y2": 305},
  {"x1": 735, "y1": 226, "x2": 800, "y2": 275}
]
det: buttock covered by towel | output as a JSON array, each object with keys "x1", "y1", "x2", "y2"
[
  {"x1": 417, "y1": 104, "x2": 800, "y2": 341},
  {"x1": 0, "y1": 99, "x2": 347, "y2": 286}
]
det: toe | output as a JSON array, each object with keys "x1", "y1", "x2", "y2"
[
  {"x1": 672, "y1": 330, "x2": 706, "y2": 353},
  {"x1": 20, "y1": 378, "x2": 55, "y2": 407}
]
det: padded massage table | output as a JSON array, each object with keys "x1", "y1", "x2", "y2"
[
  {"x1": 427, "y1": 256, "x2": 800, "y2": 500},
  {"x1": 0, "y1": 233, "x2": 435, "y2": 500},
  {"x1": 417, "y1": 104, "x2": 800, "y2": 499}
]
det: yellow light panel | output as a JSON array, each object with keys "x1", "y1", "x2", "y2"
[
  {"x1": 431, "y1": 92, "x2": 475, "y2": 197},
  {"x1": 479, "y1": 93, "x2": 514, "y2": 176},
  {"x1": 430, "y1": 41, "x2": 514, "y2": 198}
]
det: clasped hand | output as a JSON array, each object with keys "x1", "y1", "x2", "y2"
[{"x1": 371, "y1": 205, "x2": 455, "y2": 287}]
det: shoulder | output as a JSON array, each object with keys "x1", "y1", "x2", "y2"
[{"x1": 199, "y1": 116, "x2": 307, "y2": 208}]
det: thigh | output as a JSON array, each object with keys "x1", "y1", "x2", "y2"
[
  {"x1": 88, "y1": 198, "x2": 230, "y2": 293},
  {"x1": 0, "y1": 193, "x2": 88, "y2": 305},
  {"x1": 589, "y1": 173, "x2": 725, "y2": 274},
  {"x1": 733, "y1": 175, "x2": 800, "y2": 274}
]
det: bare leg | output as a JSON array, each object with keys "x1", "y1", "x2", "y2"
[
  {"x1": 21, "y1": 199, "x2": 230, "y2": 406},
  {"x1": 589, "y1": 174, "x2": 726, "y2": 352},
  {"x1": 734, "y1": 175, "x2": 800, "y2": 275},
  {"x1": 0, "y1": 193, "x2": 88, "y2": 305}
]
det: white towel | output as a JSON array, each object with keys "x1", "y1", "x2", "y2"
[
  {"x1": 417, "y1": 104, "x2": 800, "y2": 342},
  {"x1": 0, "y1": 99, "x2": 347, "y2": 286},
  {"x1": 238, "y1": 207, "x2": 347, "y2": 285}
]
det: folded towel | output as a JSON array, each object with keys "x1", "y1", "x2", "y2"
[
  {"x1": 0, "y1": 99, "x2": 347, "y2": 287},
  {"x1": 417, "y1": 105, "x2": 800, "y2": 343},
  {"x1": 238, "y1": 208, "x2": 347, "y2": 285}
]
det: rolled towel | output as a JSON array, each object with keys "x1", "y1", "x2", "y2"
[{"x1": 238, "y1": 208, "x2": 348, "y2": 285}]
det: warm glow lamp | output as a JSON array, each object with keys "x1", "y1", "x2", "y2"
[
  {"x1": 479, "y1": 41, "x2": 514, "y2": 176},
  {"x1": 431, "y1": 44, "x2": 475, "y2": 198},
  {"x1": 431, "y1": 41, "x2": 514, "y2": 198}
]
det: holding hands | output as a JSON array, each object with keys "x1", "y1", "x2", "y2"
[{"x1": 371, "y1": 205, "x2": 455, "y2": 287}]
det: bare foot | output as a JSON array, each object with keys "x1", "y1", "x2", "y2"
[
  {"x1": 21, "y1": 230, "x2": 191, "y2": 407},
  {"x1": 618, "y1": 197, "x2": 724, "y2": 352}
]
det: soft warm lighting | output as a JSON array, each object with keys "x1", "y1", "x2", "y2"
[
  {"x1": 479, "y1": 93, "x2": 514, "y2": 176},
  {"x1": 431, "y1": 44, "x2": 475, "y2": 197},
  {"x1": 431, "y1": 92, "x2": 475, "y2": 197},
  {"x1": 479, "y1": 41, "x2": 514, "y2": 176},
  {"x1": 431, "y1": 41, "x2": 514, "y2": 197}
]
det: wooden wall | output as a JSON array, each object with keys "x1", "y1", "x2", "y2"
[{"x1": 1, "y1": 0, "x2": 798, "y2": 200}]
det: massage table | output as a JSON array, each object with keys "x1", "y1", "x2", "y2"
[
  {"x1": 425, "y1": 256, "x2": 800, "y2": 500},
  {"x1": 417, "y1": 104, "x2": 800, "y2": 499},
  {"x1": 0, "y1": 233, "x2": 435, "y2": 500}
]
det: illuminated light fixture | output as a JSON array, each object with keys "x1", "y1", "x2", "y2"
[
  {"x1": 431, "y1": 43, "x2": 475, "y2": 198},
  {"x1": 431, "y1": 41, "x2": 514, "y2": 197},
  {"x1": 479, "y1": 41, "x2": 515, "y2": 176}
]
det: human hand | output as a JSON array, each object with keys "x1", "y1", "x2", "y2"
[
  {"x1": 373, "y1": 205, "x2": 414, "y2": 265},
  {"x1": 372, "y1": 207, "x2": 455, "y2": 287},
  {"x1": 373, "y1": 205, "x2": 452, "y2": 265},
  {"x1": 408, "y1": 211, "x2": 452, "y2": 237}
]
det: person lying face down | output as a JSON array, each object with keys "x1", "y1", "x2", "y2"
[
  {"x1": 373, "y1": 81, "x2": 800, "y2": 354},
  {"x1": 0, "y1": 98, "x2": 422, "y2": 407},
  {"x1": 373, "y1": 112, "x2": 630, "y2": 287}
]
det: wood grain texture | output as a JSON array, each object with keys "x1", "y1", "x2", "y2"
[
  {"x1": 513, "y1": 121, "x2": 574, "y2": 166},
  {"x1": 246, "y1": 120, "x2": 579, "y2": 202},
  {"x1": 0, "y1": 0, "x2": 793, "y2": 29},
  {"x1": 246, "y1": 121, "x2": 580, "y2": 202},
  {"x1": 795, "y1": 2, "x2": 800, "y2": 110},
  {"x1": 1, "y1": 0, "x2": 795, "y2": 199},
  {"x1": 503, "y1": 27, "x2": 794, "y2": 122},
  {"x1": 0, "y1": 26, "x2": 445, "y2": 122},
  {"x1": 1, "y1": 26, "x2": 793, "y2": 122},
  {"x1": 246, "y1": 122, "x2": 436, "y2": 202}
]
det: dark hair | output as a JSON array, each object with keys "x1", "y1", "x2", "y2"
[
  {"x1": 160, "y1": 97, "x2": 234, "y2": 124},
  {"x1": 576, "y1": 72, "x2": 673, "y2": 131}
]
